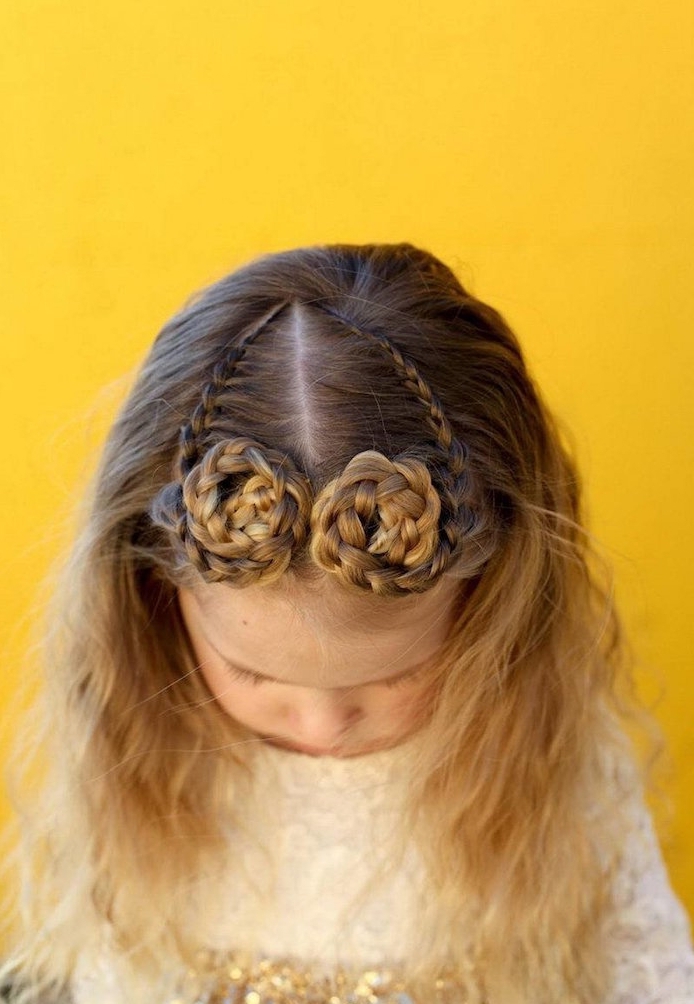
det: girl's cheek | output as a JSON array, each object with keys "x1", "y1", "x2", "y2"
[
  {"x1": 374, "y1": 683, "x2": 431, "y2": 720},
  {"x1": 201, "y1": 674, "x2": 269, "y2": 722}
]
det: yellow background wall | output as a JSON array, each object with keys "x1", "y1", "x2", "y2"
[{"x1": 2, "y1": 0, "x2": 692, "y2": 921}]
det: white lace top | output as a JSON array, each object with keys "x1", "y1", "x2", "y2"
[{"x1": 73, "y1": 738, "x2": 694, "y2": 1004}]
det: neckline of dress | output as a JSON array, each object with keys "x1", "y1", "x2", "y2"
[{"x1": 251, "y1": 731, "x2": 423, "y2": 785}]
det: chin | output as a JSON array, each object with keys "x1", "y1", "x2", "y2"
[{"x1": 264, "y1": 736, "x2": 401, "y2": 758}]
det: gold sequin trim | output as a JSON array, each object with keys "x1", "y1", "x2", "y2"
[{"x1": 167, "y1": 950, "x2": 461, "y2": 1004}]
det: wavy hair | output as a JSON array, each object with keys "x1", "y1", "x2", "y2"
[{"x1": 1, "y1": 243, "x2": 644, "y2": 1003}]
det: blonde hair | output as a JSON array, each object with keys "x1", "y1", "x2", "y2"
[{"x1": 2, "y1": 243, "x2": 645, "y2": 1003}]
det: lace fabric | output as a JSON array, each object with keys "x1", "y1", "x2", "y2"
[
  {"x1": 72, "y1": 739, "x2": 694, "y2": 1003},
  {"x1": 195, "y1": 737, "x2": 429, "y2": 967},
  {"x1": 602, "y1": 780, "x2": 694, "y2": 1003}
]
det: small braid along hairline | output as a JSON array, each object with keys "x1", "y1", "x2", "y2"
[
  {"x1": 315, "y1": 304, "x2": 468, "y2": 483},
  {"x1": 177, "y1": 300, "x2": 292, "y2": 480},
  {"x1": 150, "y1": 299, "x2": 314, "y2": 586}
]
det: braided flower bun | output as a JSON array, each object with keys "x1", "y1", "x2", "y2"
[
  {"x1": 150, "y1": 436, "x2": 313, "y2": 586},
  {"x1": 310, "y1": 450, "x2": 458, "y2": 596}
]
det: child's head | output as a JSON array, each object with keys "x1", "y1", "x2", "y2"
[{"x1": 97, "y1": 241, "x2": 581, "y2": 755}]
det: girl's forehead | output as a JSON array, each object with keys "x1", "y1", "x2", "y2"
[
  {"x1": 180, "y1": 575, "x2": 462, "y2": 686},
  {"x1": 189, "y1": 574, "x2": 461, "y2": 638}
]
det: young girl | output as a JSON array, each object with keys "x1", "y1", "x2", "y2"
[{"x1": 2, "y1": 243, "x2": 693, "y2": 1004}]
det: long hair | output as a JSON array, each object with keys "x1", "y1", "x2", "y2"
[{"x1": 2, "y1": 243, "x2": 642, "y2": 1003}]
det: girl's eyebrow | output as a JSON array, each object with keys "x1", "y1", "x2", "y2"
[{"x1": 202, "y1": 634, "x2": 429, "y2": 688}]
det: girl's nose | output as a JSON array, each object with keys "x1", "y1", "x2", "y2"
[{"x1": 287, "y1": 692, "x2": 363, "y2": 750}]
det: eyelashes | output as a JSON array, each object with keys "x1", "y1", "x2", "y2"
[
  {"x1": 221, "y1": 661, "x2": 432, "y2": 689},
  {"x1": 223, "y1": 663, "x2": 267, "y2": 687}
]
